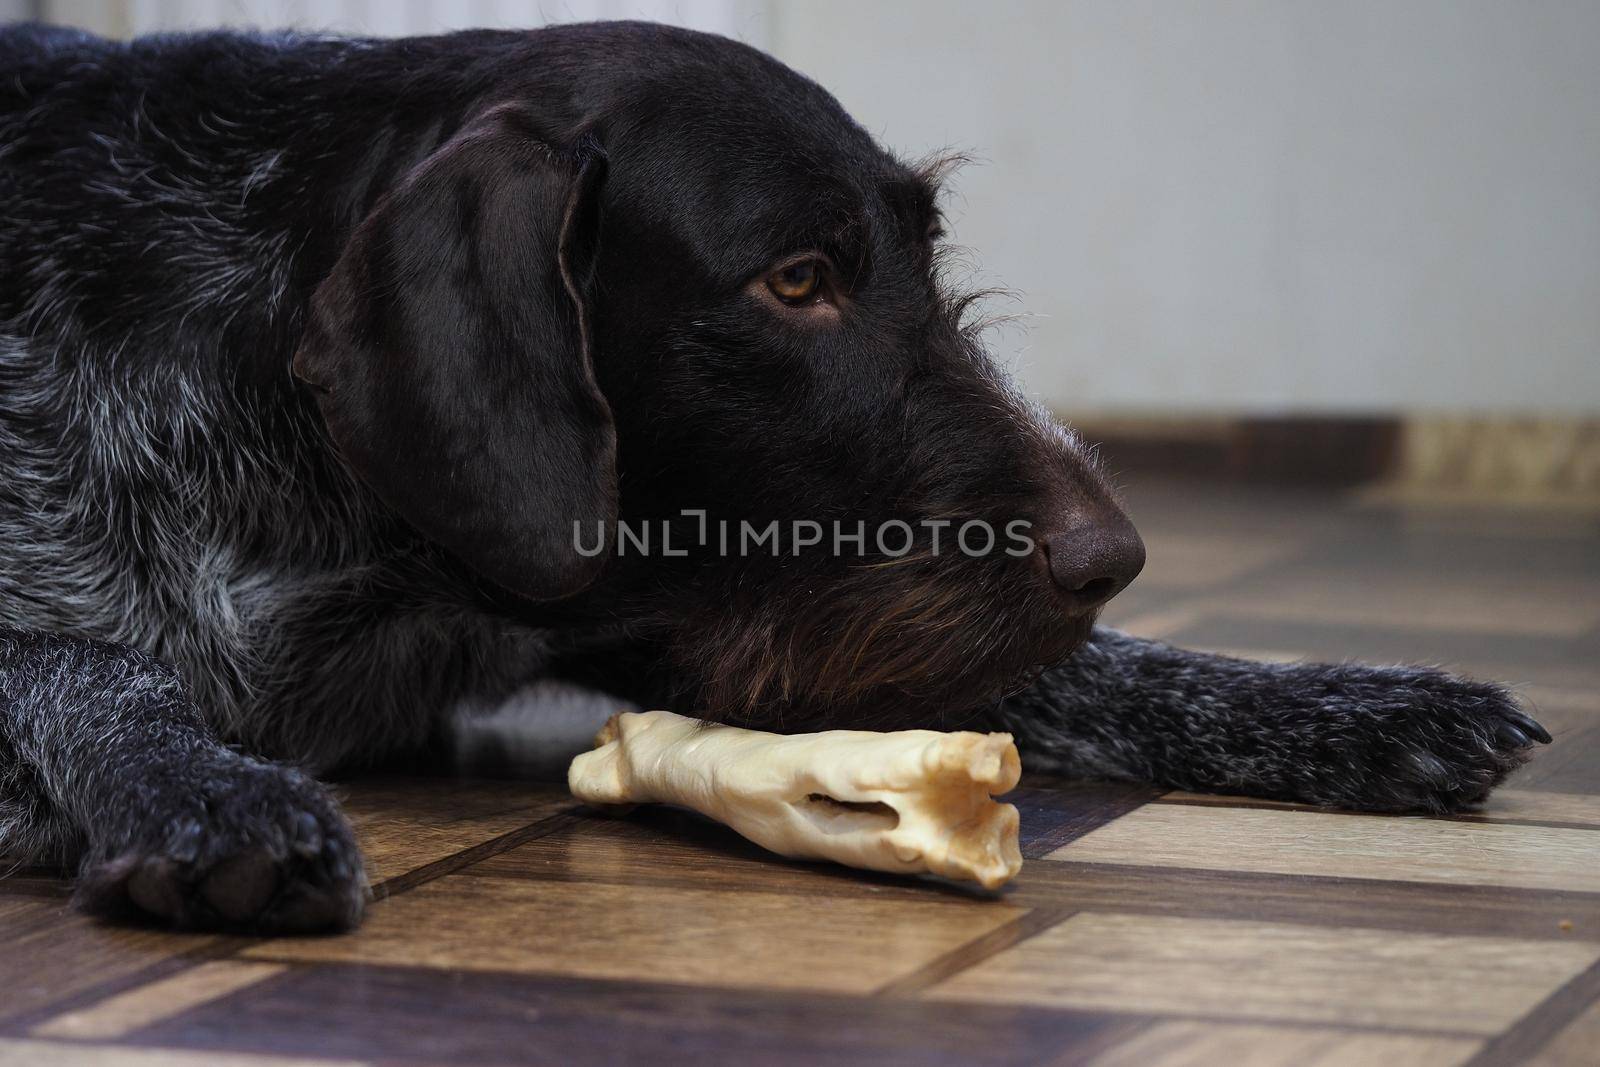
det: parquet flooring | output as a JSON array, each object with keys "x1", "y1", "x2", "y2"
[{"x1": 3, "y1": 480, "x2": 1597, "y2": 1066}]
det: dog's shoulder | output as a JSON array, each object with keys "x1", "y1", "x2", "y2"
[
  {"x1": 0, "y1": 22, "x2": 107, "y2": 62},
  {"x1": 0, "y1": 22, "x2": 368, "y2": 100}
]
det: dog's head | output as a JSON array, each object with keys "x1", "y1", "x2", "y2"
[{"x1": 295, "y1": 23, "x2": 1143, "y2": 726}]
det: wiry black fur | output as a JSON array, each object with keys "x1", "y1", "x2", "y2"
[{"x1": 0, "y1": 21, "x2": 1546, "y2": 932}]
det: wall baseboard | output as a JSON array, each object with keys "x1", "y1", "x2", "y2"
[
  {"x1": 1066, "y1": 414, "x2": 1401, "y2": 488},
  {"x1": 1392, "y1": 416, "x2": 1600, "y2": 503},
  {"x1": 1065, "y1": 413, "x2": 1600, "y2": 506}
]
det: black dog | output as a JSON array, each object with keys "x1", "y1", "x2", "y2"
[{"x1": 0, "y1": 21, "x2": 1547, "y2": 932}]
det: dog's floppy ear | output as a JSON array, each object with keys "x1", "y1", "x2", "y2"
[{"x1": 294, "y1": 105, "x2": 614, "y2": 600}]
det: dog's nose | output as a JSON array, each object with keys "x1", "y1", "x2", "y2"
[{"x1": 1041, "y1": 511, "x2": 1145, "y2": 613}]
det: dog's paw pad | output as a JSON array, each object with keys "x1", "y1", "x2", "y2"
[
  {"x1": 123, "y1": 856, "x2": 188, "y2": 920},
  {"x1": 201, "y1": 848, "x2": 283, "y2": 922}
]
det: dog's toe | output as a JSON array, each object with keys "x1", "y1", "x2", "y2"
[{"x1": 270, "y1": 859, "x2": 364, "y2": 932}]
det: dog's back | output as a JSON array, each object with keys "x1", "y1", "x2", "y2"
[
  {"x1": 0, "y1": 27, "x2": 550, "y2": 767},
  {"x1": 3, "y1": 25, "x2": 360, "y2": 347}
]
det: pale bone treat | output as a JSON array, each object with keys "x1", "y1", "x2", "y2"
[{"x1": 568, "y1": 710, "x2": 1023, "y2": 889}]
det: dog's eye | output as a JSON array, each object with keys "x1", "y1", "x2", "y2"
[{"x1": 767, "y1": 260, "x2": 823, "y2": 305}]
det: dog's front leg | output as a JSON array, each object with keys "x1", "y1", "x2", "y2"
[
  {"x1": 988, "y1": 627, "x2": 1549, "y2": 813},
  {"x1": 0, "y1": 626, "x2": 364, "y2": 931}
]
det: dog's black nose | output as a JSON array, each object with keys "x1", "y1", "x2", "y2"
[{"x1": 1041, "y1": 512, "x2": 1146, "y2": 613}]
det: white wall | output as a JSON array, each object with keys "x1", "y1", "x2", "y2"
[
  {"x1": 30, "y1": 0, "x2": 1600, "y2": 414},
  {"x1": 40, "y1": 0, "x2": 768, "y2": 43},
  {"x1": 771, "y1": 0, "x2": 1600, "y2": 415}
]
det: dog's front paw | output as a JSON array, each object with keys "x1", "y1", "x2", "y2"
[
  {"x1": 1303, "y1": 665, "x2": 1550, "y2": 814},
  {"x1": 75, "y1": 761, "x2": 366, "y2": 933}
]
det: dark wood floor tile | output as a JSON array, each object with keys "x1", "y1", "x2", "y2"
[
  {"x1": 1514, "y1": 726, "x2": 1600, "y2": 796},
  {"x1": 1012, "y1": 779, "x2": 1163, "y2": 859},
  {"x1": 1114, "y1": 480, "x2": 1371, "y2": 542},
  {"x1": 31, "y1": 961, "x2": 287, "y2": 1040},
  {"x1": 1161, "y1": 614, "x2": 1600, "y2": 691},
  {"x1": 0, "y1": 1038, "x2": 354, "y2": 1065},
  {"x1": 1295, "y1": 524, "x2": 1600, "y2": 582},
  {"x1": 119, "y1": 963, "x2": 1143, "y2": 1067},
  {"x1": 1209, "y1": 567, "x2": 1600, "y2": 640},
  {"x1": 1453, "y1": 790, "x2": 1600, "y2": 828},
  {"x1": 1158, "y1": 788, "x2": 1600, "y2": 831},
  {"x1": 1007, "y1": 862, "x2": 1600, "y2": 942}
]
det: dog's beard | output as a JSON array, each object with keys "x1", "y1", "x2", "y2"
[{"x1": 659, "y1": 552, "x2": 1092, "y2": 731}]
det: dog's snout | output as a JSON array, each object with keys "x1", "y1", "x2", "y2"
[{"x1": 1040, "y1": 512, "x2": 1146, "y2": 613}]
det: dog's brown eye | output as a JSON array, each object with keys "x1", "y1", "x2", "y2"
[{"x1": 767, "y1": 260, "x2": 823, "y2": 305}]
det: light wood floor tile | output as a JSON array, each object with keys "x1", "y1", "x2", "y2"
[
  {"x1": 1052, "y1": 803, "x2": 1600, "y2": 892},
  {"x1": 1085, "y1": 1021, "x2": 1481, "y2": 1067},
  {"x1": 1529, "y1": 995, "x2": 1600, "y2": 1066},
  {"x1": 1464, "y1": 790, "x2": 1600, "y2": 827},
  {"x1": 242, "y1": 876, "x2": 1022, "y2": 994},
  {"x1": 32, "y1": 961, "x2": 285, "y2": 1040},
  {"x1": 1158, "y1": 788, "x2": 1600, "y2": 828},
  {"x1": 1103, "y1": 604, "x2": 1206, "y2": 641},
  {"x1": 924, "y1": 913, "x2": 1600, "y2": 1033},
  {"x1": 0, "y1": 1039, "x2": 360, "y2": 1066},
  {"x1": 1135, "y1": 532, "x2": 1300, "y2": 591},
  {"x1": 339, "y1": 778, "x2": 574, "y2": 884}
]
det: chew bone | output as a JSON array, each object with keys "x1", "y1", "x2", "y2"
[{"x1": 568, "y1": 710, "x2": 1023, "y2": 889}]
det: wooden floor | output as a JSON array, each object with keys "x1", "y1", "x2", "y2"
[{"x1": 4, "y1": 479, "x2": 1599, "y2": 1066}]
